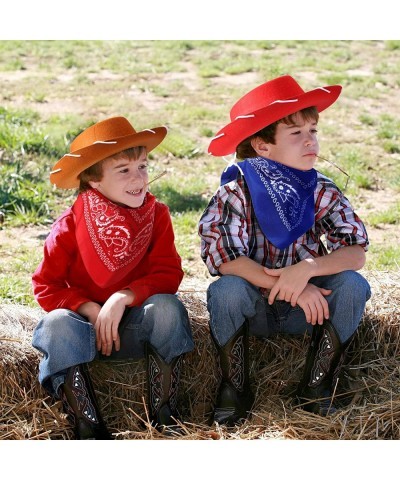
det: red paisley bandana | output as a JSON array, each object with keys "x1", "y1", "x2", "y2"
[{"x1": 73, "y1": 189, "x2": 156, "y2": 287}]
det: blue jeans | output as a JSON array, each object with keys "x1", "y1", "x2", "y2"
[
  {"x1": 32, "y1": 294, "x2": 194, "y2": 396},
  {"x1": 207, "y1": 271, "x2": 371, "y2": 346}
]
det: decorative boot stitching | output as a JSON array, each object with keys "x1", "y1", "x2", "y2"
[
  {"x1": 148, "y1": 354, "x2": 163, "y2": 415},
  {"x1": 229, "y1": 336, "x2": 245, "y2": 391},
  {"x1": 169, "y1": 356, "x2": 182, "y2": 413},
  {"x1": 70, "y1": 367, "x2": 99, "y2": 424},
  {"x1": 308, "y1": 330, "x2": 336, "y2": 387}
]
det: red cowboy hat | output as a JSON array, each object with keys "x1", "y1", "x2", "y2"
[
  {"x1": 208, "y1": 75, "x2": 342, "y2": 156},
  {"x1": 50, "y1": 116, "x2": 167, "y2": 189}
]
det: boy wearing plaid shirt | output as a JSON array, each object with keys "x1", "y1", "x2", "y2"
[{"x1": 198, "y1": 75, "x2": 371, "y2": 425}]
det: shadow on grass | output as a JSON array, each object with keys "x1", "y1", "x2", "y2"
[{"x1": 152, "y1": 185, "x2": 207, "y2": 213}]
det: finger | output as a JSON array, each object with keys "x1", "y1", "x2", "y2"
[
  {"x1": 114, "y1": 334, "x2": 121, "y2": 352},
  {"x1": 102, "y1": 322, "x2": 113, "y2": 356},
  {"x1": 320, "y1": 288, "x2": 332, "y2": 296},
  {"x1": 290, "y1": 291, "x2": 300, "y2": 307},
  {"x1": 315, "y1": 299, "x2": 324, "y2": 325},
  {"x1": 284, "y1": 291, "x2": 292, "y2": 303},
  {"x1": 302, "y1": 303, "x2": 312, "y2": 323},
  {"x1": 309, "y1": 303, "x2": 317, "y2": 325},
  {"x1": 322, "y1": 297, "x2": 330, "y2": 320},
  {"x1": 268, "y1": 285, "x2": 278, "y2": 304},
  {"x1": 95, "y1": 323, "x2": 102, "y2": 351},
  {"x1": 111, "y1": 322, "x2": 120, "y2": 352}
]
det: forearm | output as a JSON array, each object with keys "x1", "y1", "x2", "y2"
[
  {"x1": 302, "y1": 244, "x2": 366, "y2": 278},
  {"x1": 126, "y1": 259, "x2": 183, "y2": 306},
  {"x1": 218, "y1": 256, "x2": 278, "y2": 289},
  {"x1": 262, "y1": 245, "x2": 366, "y2": 306},
  {"x1": 33, "y1": 281, "x2": 92, "y2": 313}
]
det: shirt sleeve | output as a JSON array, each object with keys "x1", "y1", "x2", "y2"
[
  {"x1": 125, "y1": 203, "x2": 184, "y2": 306},
  {"x1": 315, "y1": 177, "x2": 369, "y2": 252},
  {"x1": 198, "y1": 180, "x2": 250, "y2": 276},
  {"x1": 32, "y1": 211, "x2": 93, "y2": 312}
]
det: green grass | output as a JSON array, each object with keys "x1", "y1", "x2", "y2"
[
  {"x1": 0, "y1": 39, "x2": 399, "y2": 300},
  {"x1": 0, "y1": 243, "x2": 42, "y2": 306},
  {"x1": 367, "y1": 203, "x2": 400, "y2": 227},
  {"x1": 367, "y1": 245, "x2": 400, "y2": 270}
]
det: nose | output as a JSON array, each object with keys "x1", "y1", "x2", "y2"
[
  {"x1": 129, "y1": 168, "x2": 143, "y2": 180},
  {"x1": 305, "y1": 132, "x2": 317, "y2": 146},
  {"x1": 129, "y1": 170, "x2": 147, "y2": 189}
]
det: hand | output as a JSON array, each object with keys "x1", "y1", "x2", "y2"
[
  {"x1": 95, "y1": 290, "x2": 134, "y2": 356},
  {"x1": 264, "y1": 260, "x2": 316, "y2": 306},
  {"x1": 296, "y1": 283, "x2": 332, "y2": 325}
]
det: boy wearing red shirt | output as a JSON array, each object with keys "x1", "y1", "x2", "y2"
[{"x1": 32, "y1": 117, "x2": 193, "y2": 439}]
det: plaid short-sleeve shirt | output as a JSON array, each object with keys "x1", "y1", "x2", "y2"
[{"x1": 198, "y1": 172, "x2": 369, "y2": 276}]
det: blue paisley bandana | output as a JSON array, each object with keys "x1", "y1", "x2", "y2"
[{"x1": 221, "y1": 156, "x2": 317, "y2": 249}]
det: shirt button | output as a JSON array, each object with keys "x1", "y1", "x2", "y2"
[{"x1": 275, "y1": 261, "x2": 281, "y2": 267}]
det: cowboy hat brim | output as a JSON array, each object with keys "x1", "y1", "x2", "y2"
[
  {"x1": 208, "y1": 85, "x2": 342, "y2": 156},
  {"x1": 50, "y1": 126, "x2": 167, "y2": 189}
]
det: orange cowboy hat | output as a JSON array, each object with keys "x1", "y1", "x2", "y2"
[
  {"x1": 208, "y1": 75, "x2": 342, "y2": 156},
  {"x1": 50, "y1": 116, "x2": 167, "y2": 189}
]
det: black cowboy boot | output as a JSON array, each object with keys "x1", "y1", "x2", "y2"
[
  {"x1": 296, "y1": 322, "x2": 351, "y2": 416},
  {"x1": 60, "y1": 363, "x2": 112, "y2": 440},
  {"x1": 145, "y1": 342, "x2": 183, "y2": 435},
  {"x1": 212, "y1": 321, "x2": 255, "y2": 426}
]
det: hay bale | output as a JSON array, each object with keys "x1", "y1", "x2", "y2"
[{"x1": 1, "y1": 271, "x2": 399, "y2": 440}]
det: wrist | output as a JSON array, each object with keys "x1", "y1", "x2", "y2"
[
  {"x1": 303, "y1": 258, "x2": 318, "y2": 277},
  {"x1": 114, "y1": 289, "x2": 135, "y2": 306},
  {"x1": 77, "y1": 301, "x2": 101, "y2": 322}
]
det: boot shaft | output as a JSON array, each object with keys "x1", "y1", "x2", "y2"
[
  {"x1": 296, "y1": 322, "x2": 347, "y2": 415},
  {"x1": 145, "y1": 342, "x2": 182, "y2": 428},
  {"x1": 61, "y1": 363, "x2": 111, "y2": 439},
  {"x1": 213, "y1": 321, "x2": 251, "y2": 393},
  {"x1": 212, "y1": 321, "x2": 255, "y2": 425}
]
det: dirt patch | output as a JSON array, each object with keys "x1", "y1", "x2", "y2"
[{"x1": 0, "y1": 225, "x2": 49, "y2": 247}]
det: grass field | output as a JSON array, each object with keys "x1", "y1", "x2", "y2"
[{"x1": 0, "y1": 40, "x2": 399, "y2": 305}]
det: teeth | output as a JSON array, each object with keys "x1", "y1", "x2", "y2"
[{"x1": 128, "y1": 190, "x2": 141, "y2": 194}]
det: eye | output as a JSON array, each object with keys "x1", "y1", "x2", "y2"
[
  {"x1": 119, "y1": 168, "x2": 129, "y2": 174},
  {"x1": 139, "y1": 163, "x2": 148, "y2": 170},
  {"x1": 311, "y1": 129, "x2": 318, "y2": 134}
]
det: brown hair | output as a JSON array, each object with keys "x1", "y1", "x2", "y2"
[
  {"x1": 78, "y1": 146, "x2": 147, "y2": 192},
  {"x1": 236, "y1": 106, "x2": 319, "y2": 159}
]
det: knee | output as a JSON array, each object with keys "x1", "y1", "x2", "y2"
[
  {"x1": 208, "y1": 275, "x2": 255, "y2": 311},
  {"x1": 32, "y1": 309, "x2": 89, "y2": 350},
  {"x1": 334, "y1": 271, "x2": 371, "y2": 301},
  {"x1": 37, "y1": 309, "x2": 74, "y2": 337},
  {"x1": 143, "y1": 294, "x2": 189, "y2": 333}
]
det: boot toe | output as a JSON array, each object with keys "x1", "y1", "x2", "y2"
[{"x1": 213, "y1": 382, "x2": 254, "y2": 426}]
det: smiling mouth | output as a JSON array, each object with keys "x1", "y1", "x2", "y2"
[{"x1": 127, "y1": 189, "x2": 142, "y2": 195}]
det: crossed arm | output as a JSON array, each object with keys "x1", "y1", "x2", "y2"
[{"x1": 218, "y1": 244, "x2": 366, "y2": 325}]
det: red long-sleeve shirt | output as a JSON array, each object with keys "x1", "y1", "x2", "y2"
[{"x1": 32, "y1": 201, "x2": 183, "y2": 312}]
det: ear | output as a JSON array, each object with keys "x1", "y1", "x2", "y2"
[
  {"x1": 88, "y1": 180, "x2": 100, "y2": 190},
  {"x1": 250, "y1": 137, "x2": 270, "y2": 156}
]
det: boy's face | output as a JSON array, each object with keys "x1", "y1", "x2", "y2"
[
  {"x1": 89, "y1": 150, "x2": 149, "y2": 208},
  {"x1": 253, "y1": 112, "x2": 319, "y2": 171}
]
